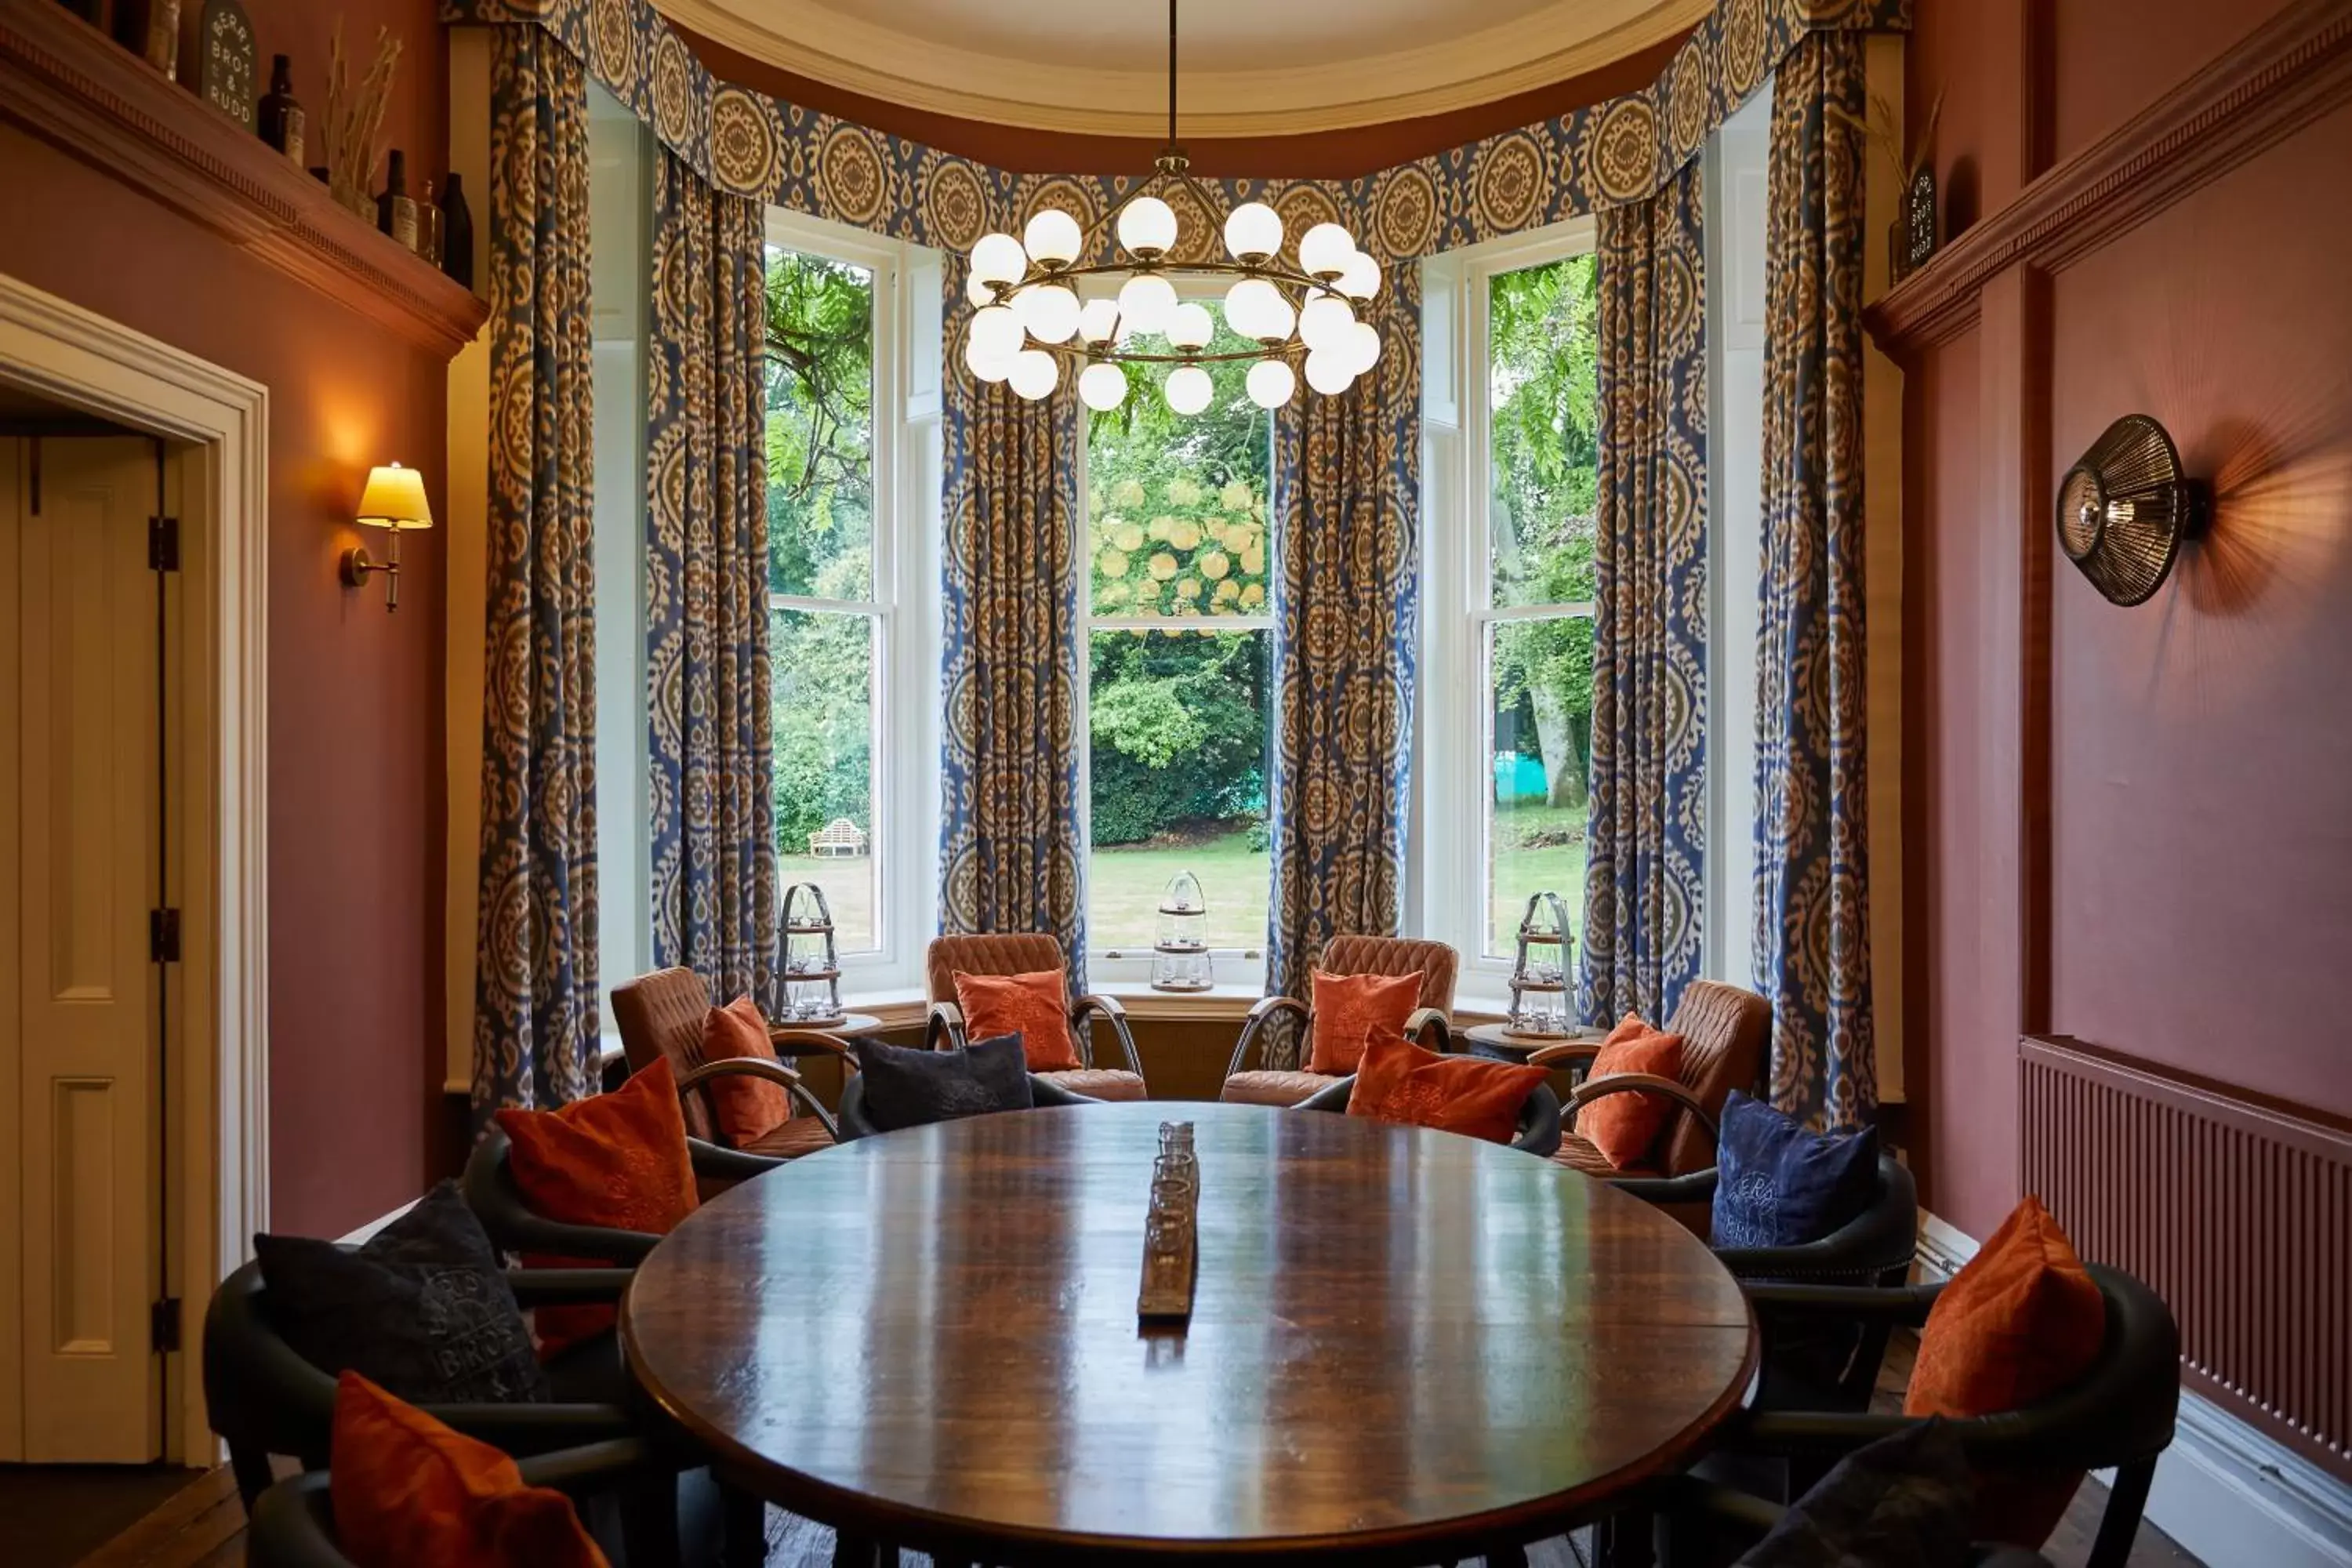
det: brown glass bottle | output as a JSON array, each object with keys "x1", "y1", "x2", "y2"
[
  {"x1": 257, "y1": 53, "x2": 304, "y2": 165},
  {"x1": 376, "y1": 149, "x2": 419, "y2": 253}
]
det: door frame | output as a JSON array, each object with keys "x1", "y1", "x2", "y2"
[{"x1": 0, "y1": 270, "x2": 268, "y2": 1464}]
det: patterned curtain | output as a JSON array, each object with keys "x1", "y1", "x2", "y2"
[
  {"x1": 1581, "y1": 161, "x2": 1708, "y2": 1029},
  {"x1": 474, "y1": 27, "x2": 598, "y2": 1113},
  {"x1": 646, "y1": 150, "x2": 777, "y2": 1005},
  {"x1": 1755, "y1": 31, "x2": 1874, "y2": 1131},
  {"x1": 938, "y1": 313, "x2": 1087, "y2": 985},
  {"x1": 1264, "y1": 282, "x2": 1421, "y2": 1051}
]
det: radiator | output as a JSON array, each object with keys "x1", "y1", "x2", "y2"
[{"x1": 2020, "y1": 1035, "x2": 2351, "y2": 1483}]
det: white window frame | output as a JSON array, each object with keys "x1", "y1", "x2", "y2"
[
  {"x1": 763, "y1": 207, "x2": 943, "y2": 1000},
  {"x1": 1076, "y1": 271, "x2": 1273, "y2": 990},
  {"x1": 1417, "y1": 217, "x2": 1600, "y2": 1007}
]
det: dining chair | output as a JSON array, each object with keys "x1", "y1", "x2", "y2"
[
  {"x1": 611, "y1": 966, "x2": 845, "y2": 1161},
  {"x1": 924, "y1": 933, "x2": 1148, "y2": 1101},
  {"x1": 461, "y1": 1123, "x2": 777, "y2": 1265},
  {"x1": 1290, "y1": 1073, "x2": 1563, "y2": 1156},
  {"x1": 1219, "y1": 935, "x2": 1458, "y2": 1108}
]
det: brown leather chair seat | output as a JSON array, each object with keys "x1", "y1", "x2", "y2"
[
  {"x1": 1221, "y1": 935, "x2": 1459, "y2": 1102},
  {"x1": 738, "y1": 1116, "x2": 841, "y2": 1160},
  {"x1": 1218, "y1": 1069, "x2": 1342, "y2": 1108},
  {"x1": 1548, "y1": 1134, "x2": 1661, "y2": 1181},
  {"x1": 1039, "y1": 1067, "x2": 1148, "y2": 1102}
]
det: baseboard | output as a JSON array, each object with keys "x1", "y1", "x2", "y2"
[{"x1": 1915, "y1": 1210, "x2": 2352, "y2": 1568}]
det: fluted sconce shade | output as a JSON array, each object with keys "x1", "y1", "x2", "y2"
[
  {"x1": 356, "y1": 463, "x2": 434, "y2": 530},
  {"x1": 2056, "y1": 415, "x2": 2202, "y2": 607}
]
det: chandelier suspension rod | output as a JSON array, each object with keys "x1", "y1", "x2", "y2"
[{"x1": 1167, "y1": 0, "x2": 1178, "y2": 151}]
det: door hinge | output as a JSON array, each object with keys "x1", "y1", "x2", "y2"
[
  {"x1": 148, "y1": 514, "x2": 180, "y2": 572},
  {"x1": 150, "y1": 1298, "x2": 182, "y2": 1354},
  {"x1": 150, "y1": 907, "x2": 181, "y2": 964}
]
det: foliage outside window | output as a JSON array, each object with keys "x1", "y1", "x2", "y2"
[{"x1": 1085, "y1": 316, "x2": 1274, "y2": 954}]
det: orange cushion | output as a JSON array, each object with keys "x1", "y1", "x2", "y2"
[
  {"x1": 1577, "y1": 1014, "x2": 1685, "y2": 1170},
  {"x1": 1906, "y1": 1196, "x2": 2108, "y2": 1548},
  {"x1": 953, "y1": 969, "x2": 1080, "y2": 1072},
  {"x1": 329, "y1": 1372, "x2": 607, "y2": 1568},
  {"x1": 701, "y1": 995, "x2": 791, "y2": 1146},
  {"x1": 495, "y1": 1058, "x2": 698, "y2": 1357},
  {"x1": 1345, "y1": 1032, "x2": 1550, "y2": 1145},
  {"x1": 1307, "y1": 970, "x2": 1423, "y2": 1076}
]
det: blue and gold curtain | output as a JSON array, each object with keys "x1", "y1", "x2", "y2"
[
  {"x1": 474, "y1": 26, "x2": 599, "y2": 1113},
  {"x1": 646, "y1": 150, "x2": 778, "y2": 1004},
  {"x1": 1755, "y1": 31, "x2": 1875, "y2": 1130},
  {"x1": 938, "y1": 321, "x2": 1087, "y2": 984},
  {"x1": 1264, "y1": 282, "x2": 1421, "y2": 1047},
  {"x1": 1581, "y1": 161, "x2": 1708, "y2": 1029}
]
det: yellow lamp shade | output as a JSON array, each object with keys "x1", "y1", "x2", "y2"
[{"x1": 356, "y1": 463, "x2": 433, "y2": 530}]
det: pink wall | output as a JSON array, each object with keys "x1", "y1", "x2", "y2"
[
  {"x1": 0, "y1": 0, "x2": 454, "y2": 1238},
  {"x1": 1904, "y1": 0, "x2": 2352, "y2": 1239}
]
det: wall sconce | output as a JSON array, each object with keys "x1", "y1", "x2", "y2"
[{"x1": 340, "y1": 463, "x2": 434, "y2": 611}]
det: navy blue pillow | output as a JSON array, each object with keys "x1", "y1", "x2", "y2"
[
  {"x1": 854, "y1": 1032, "x2": 1034, "y2": 1133},
  {"x1": 1711, "y1": 1091, "x2": 1880, "y2": 1249}
]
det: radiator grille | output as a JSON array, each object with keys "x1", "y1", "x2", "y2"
[{"x1": 2020, "y1": 1036, "x2": 2351, "y2": 1480}]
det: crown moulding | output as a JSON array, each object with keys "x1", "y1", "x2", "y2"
[
  {"x1": 652, "y1": 0, "x2": 1712, "y2": 137},
  {"x1": 0, "y1": 0, "x2": 487, "y2": 360}
]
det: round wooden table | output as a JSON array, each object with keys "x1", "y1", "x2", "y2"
[{"x1": 622, "y1": 1102, "x2": 1755, "y2": 1566}]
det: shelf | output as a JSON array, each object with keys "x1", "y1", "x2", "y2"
[{"x1": 0, "y1": 0, "x2": 487, "y2": 358}]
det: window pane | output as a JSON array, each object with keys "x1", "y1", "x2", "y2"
[
  {"x1": 1087, "y1": 318, "x2": 1272, "y2": 620},
  {"x1": 1486, "y1": 615, "x2": 1593, "y2": 958},
  {"x1": 771, "y1": 607, "x2": 877, "y2": 953},
  {"x1": 1487, "y1": 252, "x2": 1599, "y2": 609},
  {"x1": 1087, "y1": 629, "x2": 1269, "y2": 951},
  {"x1": 765, "y1": 248, "x2": 874, "y2": 601}
]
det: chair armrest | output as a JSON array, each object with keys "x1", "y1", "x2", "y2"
[
  {"x1": 504, "y1": 1269, "x2": 636, "y2": 1308},
  {"x1": 1566, "y1": 1073, "x2": 1722, "y2": 1145},
  {"x1": 1403, "y1": 1007, "x2": 1450, "y2": 1051},
  {"x1": 1608, "y1": 1166, "x2": 1720, "y2": 1205},
  {"x1": 767, "y1": 1028, "x2": 852, "y2": 1062},
  {"x1": 1741, "y1": 1280, "x2": 1945, "y2": 1327},
  {"x1": 1525, "y1": 1040, "x2": 1602, "y2": 1071},
  {"x1": 675, "y1": 1058, "x2": 839, "y2": 1142},
  {"x1": 516, "y1": 1436, "x2": 663, "y2": 1495},
  {"x1": 463, "y1": 1130, "x2": 662, "y2": 1265},
  {"x1": 409, "y1": 1403, "x2": 641, "y2": 1456},
  {"x1": 927, "y1": 1001, "x2": 967, "y2": 1053},
  {"x1": 1658, "y1": 1473, "x2": 1786, "y2": 1545},
  {"x1": 1226, "y1": 994, "x2": 1312, "y2": 1076},
  {"x1": 1073, "y1": 993, "x2": 1146, "y2": 1080}
]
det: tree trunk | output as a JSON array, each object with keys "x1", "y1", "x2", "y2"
[{"x1": 1531, "y1": 685, "x2": 1588, "y2": 810}]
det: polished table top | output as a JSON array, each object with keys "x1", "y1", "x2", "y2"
[{"x1": 621, "y1": 1102, "x2": 1756, "y2": 1563}]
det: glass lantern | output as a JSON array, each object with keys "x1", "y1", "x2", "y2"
[
  {"x1": 779, "y1": 883, "x2": 844, "y2": 1025},
  {"x1": 1504, "y1": 891, "x2": 1576, "y2": 1037},
  {"x1": 1150, "y1": 871, "x2": 1213, "y2": 993}
]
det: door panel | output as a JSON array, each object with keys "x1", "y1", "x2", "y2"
[
  {"x1": 0, "y1": 438, "x2": 20, "y2": 1461},
  {"x1": 15, "y1": 436, "x2": 160, "y2": 1462}
]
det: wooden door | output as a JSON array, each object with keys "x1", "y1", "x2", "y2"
[{"x1": 0, "y1": 434, "x2": 163, "y2": 1462}]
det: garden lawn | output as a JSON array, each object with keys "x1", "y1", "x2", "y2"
[{"x1": 1089, "y1": 832, "x2": 1269, "y2": 951}]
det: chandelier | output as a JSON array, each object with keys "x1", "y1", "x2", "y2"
[{"x1": 960, "y1": 0, "x2": 1383, "y2": 413}]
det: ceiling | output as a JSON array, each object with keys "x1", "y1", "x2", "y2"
[{"x1": 655, "y1": 0, "x2": 1709, "y2": 136}]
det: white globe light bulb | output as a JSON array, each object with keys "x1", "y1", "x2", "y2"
[
  {"x1": 1076, "y1": 296, "x2": 1121, "y2": 344},
  {"x1": 1116, "y1": 272, "x2": 1178, "y2": 336},
  {"x1": 1345, "y1": 319, "x2": 1383, "y2": 376},
  {"x1": 1298, "y1": 291, "x2": 1356, "y2": 352},
  {"x1": 1022, "y1": 208, "x2": 1083, "y2": 268},
  {"x1": 969, "y1": 304, "x2": 1025, "y2": 363},
  {"x1": 1222, "y1": 201, "x2": 1283, "y2": 262},
  {"x1": 1225, "y1": 278, "x2": 1293, "y2": 343},
  {"x1": 1016, "y1": 283, "x2": 1082, "y2": 344},
  {"x1": 965, "y1": 270, "x2": 999, "y2": 307},
  {"x1": 1008, "y1": 348, "x2": 1061, "y2": 401},
  {"x1": 1116, "y1": 196, "x2": 1178, "y2": 257},
  {"x1": 1246, "y1": 358, "x2": 1296, "y2": 409},
  {"x1": 1166, "y1": 300, "x2": 1215, "y2": 350},
  {"x1": 1298, "y1": 222, "x2": 1356, "y2": 279},
  {"x1": 1163, "y1": 364, "x2": 1214, "y2": 416},
  {"x1": 1303, "y1": 346, "x2": 1355, "y2": 396},
  {"x1": 1335, "y1": 249, "x2": 1382, "y2": 302},
  {"x1": 964, "y1": 334, "x2": 1013, "y2": 383},
  {"x1": 971, "y1": 230, "x2": 1027, "y2": 287},
  {"x1": 1078, "y1": 361, "x2": 1129, "y2": 412}
]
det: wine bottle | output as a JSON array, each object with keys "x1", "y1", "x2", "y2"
[
  {"x1": 440, "y1": 172, "x2": 474, "y2": 289},
  {"x1": 257, "y1": 53, "x2": 304, "y2": 165},
  {"x1": 376, "y1": 149, "x2": 419, "y2": 253}
]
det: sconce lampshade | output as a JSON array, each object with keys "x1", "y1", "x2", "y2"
[
  {"x1": 2056, "y1": 415, "x2": 2203, "y2": 606},
  {"x1": 356, "y1": 463, "x2": 434, "y2": 531}
]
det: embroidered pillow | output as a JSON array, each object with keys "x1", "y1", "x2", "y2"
[
  {"x1": 253, "y1": 1181, "x2": 547, "y2": 1406},
  {"x1": 854, "y1": 1033, "x2": 1035, "y2": 1134},
  {"x1": 953, "y1": 969, "x2": 1081, "y2": 1072},
  {"x1": 1710, "y1": 1091, "x2": 1882, "y2": 1249},
  {"x1": 1345, "y1": 1032, "x2": 1550, "y2": 1145},
  {"x1": 329, "y1": 1373, "x2": 607, "y2": 1568},
  {"x1": 699, "y1": 994, "x2": 791, "y2": 1146},
  {"x1": 1577, "y1": 1015, "x2": 1684, "y2": 1170},
  {"x1": 494, "y1": 1058, "x2": 698, "y2": 1357},
  {"x1": 1906, "y1": 1196, "x2": 2108, "y2": 1548},
  {"x1": 1307, "y1": 970, "x2": 1424, "y2": 1076}
]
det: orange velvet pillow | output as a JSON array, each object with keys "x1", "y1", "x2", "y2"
[
  {"x1": 494, "y1": 1058, "x2": 698, "y2": 1357},
  {"x1": 330, "y1": 1372, "x2": 608, "y2": 1568},
  {"x1": 1307, "y1": 970, "x2": 1424, "y2": 1076},
  {"x1": 1345, "y1": 1031, "x2": 1551, "y2": 1145},
  {"x1": 1906, "y1": 1196, "x2": 2108, "y2": 1548},
  {"x1": 701, "y1": 995, "x2": 791, "y2": 1146},
  {"x1": 953, "y1": 969, "x2": 1080, "y2": 1072},
  {"x1": 1576, "y1": 1014, "x2": 1685, "y2": 1171}
]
